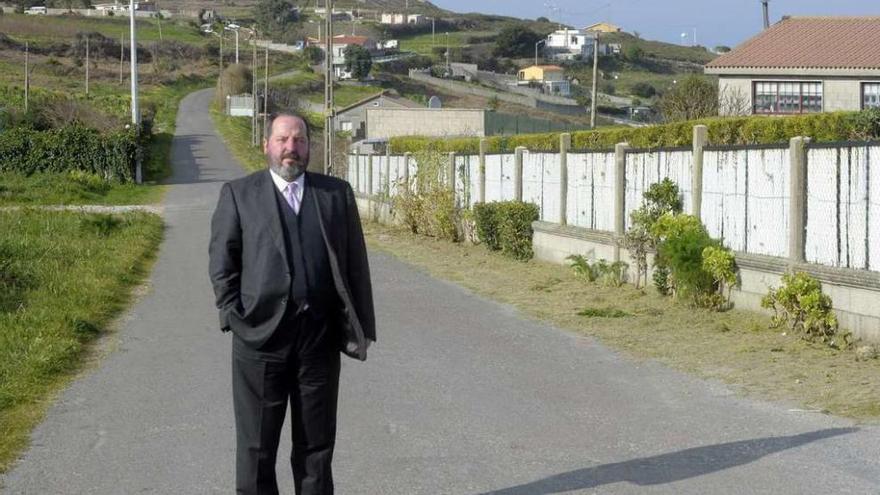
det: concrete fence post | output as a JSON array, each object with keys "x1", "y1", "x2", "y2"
[
  {"x1": 691, "y1": 125, "x2": 708, "y2": 219},
  {"x1": 367, "y1": 151, "x2": 374, "y2": 197},
  {"x1": 385, "y1": 146, "x2": 392, "y2": 196},
  {"x1": 614, "y1": 142, "x2": 630, "y2": 262},
  {"x1": 559, "y1": 133, "x2": 571, "y2": 225},
  {"x1": 353, "y1": 149, "x2": 360, "y2": 193},
  {"x1": 479, "y1": 138, "x2": 488, "y2": 204},
  {"x1": 447, "y1": 152, "x2": 457, "y2": 195},
  {"x1": 789, "y1": 136, "x2": 809, "y2": 264},
  {"x1": 514, "y1": 146, "x2": 526, "y2": 202},
  {"x1": 403, "y1": 152, "x2": 412, "y2": 193}
]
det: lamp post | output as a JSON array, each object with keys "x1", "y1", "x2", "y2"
[
  {"x1": 226, "y1": 23, "x2": 241, "y2": 64},
  {"x1": 425, "y1": 16, "x2": 435, "y2": 47},
  {"x1": 535, "y1": 38, "x2": 546, "y2": 66},
  {"x1": 445, "y1": 31, "x2": 450, "y2": 76}
]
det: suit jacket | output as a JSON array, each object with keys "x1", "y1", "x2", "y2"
[{"x1": 208, "y1": 170, "x2": 375, "y2": 361}]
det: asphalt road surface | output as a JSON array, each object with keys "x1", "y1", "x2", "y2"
[{"x1": 3, "y1": 89, "x2": 879, "y2": 494}]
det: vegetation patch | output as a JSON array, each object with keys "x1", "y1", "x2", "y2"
[{"x1": 0, "y1": 209, "x2": 163, "y2": 473}]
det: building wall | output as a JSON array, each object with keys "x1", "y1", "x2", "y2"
[
  {"x1": 366, "y1": 108, "x2": 485, "y2": 139},
  {"x1": 718, "y1": 75, "x2": 876, "y2": 115}
]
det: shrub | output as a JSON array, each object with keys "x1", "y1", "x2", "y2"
[
  {"x1": 391, "y1": 150, "x2": 458, "y2": 241},
  {"x1": 0, "y1": 124, "x2": 142, "y2": 182},
  {"x1": 473, "y1": 201, "x2": 538, "y2": 261},
  {"x1": 215, "y1": 64, "x2": 253, "y2": 108},
  {"x1": 650, "y1": 214, "x2": 718, "y2": 305},
  {"x1": 623, "y1": 178, "x2": 683, "y2": 290},
  {"x1": 631, "y1": 82, "x2": 656, "y2": 98},
  {"x1": 761, "y1": 272, "x2": 849, "y2": 348},
  {"x1": 702, "y1": 245, "x2": 737, "y2": 305}
]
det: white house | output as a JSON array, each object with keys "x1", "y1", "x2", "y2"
[
  {"x1": 543, "y1": 29, "x2": 615, "y2": 61},
  {"x1": 309, "y1": 35, "x2": 379, "y2": 79}
]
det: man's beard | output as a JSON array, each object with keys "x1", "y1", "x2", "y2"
[{"x1": 268, "y1": 153, "x2": 308, "y2": 181}]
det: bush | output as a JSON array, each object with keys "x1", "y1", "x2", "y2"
[
  {"x1": 631, "y1": 82, "x2": 656, "y2": 98},
  {"x1": 391, "y1": 150, "x2": 458, "y2": 241},
  {"x1": 623, "y1": 179, "x2": 683, "y2": 290},
  {"x1": 473, "y1": 201, "x2": 539, "y2": 261},
  {"x1": 761, "y1": 272, "x2": 848, "y2": 348},
  {"x1": 215, "y1": 64, "x2": 253, "y2": 108},
  {"x1": 651, "y1": 214, "x2": 718, "y2": 305},
  {"x1": 390, "y1": 107, "x2": 880, "y2": 154},
  {"x1": 567, "y1": 255, "x2": 628, "y2": 287},
  {"x1": 0, "y1": 124, "x2": 142, "y2": 182}
]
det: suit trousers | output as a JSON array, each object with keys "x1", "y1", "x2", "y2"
[{"x1": 232, "y1": 306, "x2": 341, "y2": 495}]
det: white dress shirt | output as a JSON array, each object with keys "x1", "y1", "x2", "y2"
[{"x1": 269, "y1": 169, "x2": 305, "y2": 214}]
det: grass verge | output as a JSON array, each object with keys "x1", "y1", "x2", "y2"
[
  {"x1": 0, "y1": 209, "x2": 164, "y2": 473},
  {"x1": 210, "y1": 103, "x2": 264, "y2": 173},
  {"x1": 363, "y1": 221, "x2": 880, "y2": 422}
]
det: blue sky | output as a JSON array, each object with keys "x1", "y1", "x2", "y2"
[{"x1": 429, "y1": 0, "x2": 880, "y2": 48}]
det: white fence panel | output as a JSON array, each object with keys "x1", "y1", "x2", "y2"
[
  {"x1": 347, "y1": 155, "x2": 357, "y2": 186},
  {"x1": 540, "y1": 151, "x2": 615, "y2": 231},
  {"x1": 871, "y1": 146, "x2": 880, "y2": 272},
  {"x1": 746, "y1": 147, "x2": 789, "y2": 257},
  {"x1": 484, "y1": 153, "x2": 515, "y2": 202},
  {"x1": 388, "y1": 155, "x2": 405, "y2": 197},
  {"x1": 358, "y1": 154, "x2": 369, "y2": 194},
  {"x1": 469, "y1": 155, "x2": 482, "y2": 208},
  {"x1": 806, "y1": 147, "x2": 840, "y2": 267},
  {"x1": 841, "y1": 147, "x2": 869, "y2": 269},
  {"x1": 522, "y1": 152, "x2": 561, "y2": 222},
  {"x1": 624, "y1": 149, "x2": 693, "y2": 230},
  {"x1": 702, "y1": 149, "x2": 747, "y2": 251},
  {"x1": 454, "y1": 155, "x2": 477, "y2": 209}
]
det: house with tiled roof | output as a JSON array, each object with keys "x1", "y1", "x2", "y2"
[
  {"x1": 705, "y1": 16, "x2": 880, "y2": 115},
  {"x1": 308, "y1": 35, "x2": 379, "y2": 79}
]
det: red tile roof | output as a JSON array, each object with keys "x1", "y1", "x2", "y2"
[{"x1": 707, "y1": 17, "x2": 880, "y2": 70}]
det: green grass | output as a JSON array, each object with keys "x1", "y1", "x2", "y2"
[
  {"x1": 306, "y1": 84, "x2": 383, "y2": 108},
  {"x1": 0, "y1": 172, "x2": 163, "y2": 206},
  {"x1": 398, "y1": 31, "x2": 493, "y2": 56},
  {"x1": 210, "y1": 104, "x2": 264, "y2": 173},
  {"x1": 0, "y1": 13, "x2": 206, "y2": 44},
  {"x1": 0, "y1": 209, "x2": 164, "y2": 472}
]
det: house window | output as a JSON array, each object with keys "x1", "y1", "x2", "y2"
[
  {"x1": 863, "y1": 83, "x2": 880, "y2": 109},
  {"x1": 753, "y1": 81, "x2": 823, "y2": 114}
]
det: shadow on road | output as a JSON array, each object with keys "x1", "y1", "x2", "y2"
[
  {"x1": 479, "y1": 427, "x2": 858, "y2": 494},
  {"x1": 165, "y1": 134, "x2": 241, "y2": 186}
]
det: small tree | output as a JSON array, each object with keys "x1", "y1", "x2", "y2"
[
  {"x1": 659, "y1": 74, "x2": 718, "y2": 122},
  {"x1": 215, "y1": 64, "x2": 253, "y2": 108},
  {"x1": 623, "y1": 44, "x2": 644, "y2": 62},
  {"x1": 344, "y1": 44, "x2": 372, "y2": 80},
  {"x1": 631, "y1": 82, "x2": 656, "y2": 98},
  {"x1": 254, "y1": 0, "x2": 299, "y2": 39},
  {"x1": 493, "y1": 24, "x2": 542, "y2": 58}
]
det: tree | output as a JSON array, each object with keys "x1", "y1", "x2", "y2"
[
  {"x1": 344, "y1": 44, "x2": 372, "y2": 80},
  {"x1": 303, "y1": 45, "x2": 323, "y2": 65},
  {"x1": 714, "y1": 45, "x2": 732, "y2": 53},
  {"x1": 659, "y1": 75, "x2": 717, "y2": 122},
  {"x1": 631, "y1": 82, "x2": 656, "y2": 98},
  {"x1": 623, "y1": 44, "x2": 644, "y2": 62},
  {"x1": 536, "y1": 16, "x2": 549, "y2": 22},
  {"x1": 253, "y1": 0, "x2": 299, "y2": 39},
  {"x1": 493, "y1": 24, "x2": 541, "y2": 58}
]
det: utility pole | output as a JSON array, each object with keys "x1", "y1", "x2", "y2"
[
  {"x1": 263, "y1": 43, "x2": 268, "y2": 148},
  {"x1": 324, "y1": 0, "x2": 334, "y2": 175},
  {"x1": 119, "y1": 34, "x2": 124, "y2": 85},
  {"x1": 445, "y1": 32, "x2": 450, "y2": 76},
  {"x1": 219, "y1": 30, "x2": 224, "y2": 69},
  {"x1": 85, "y1": 35, "x2": 90, "y2": 96},
  {"x1": 24, "y1": 42, "x2": 29, "y2": 113},
  {"x1": 235, "y1": 28, "x2": 239, "y2": 63},
  {"x1": 590, "y1": 32, "x2": 598, "y2": 129},
  {"x1": 130, "y1": 0, "x2": 141, "y2": 183},
  {"x1": 252, "y1": 29, "x2": 257, "y2": 146}
]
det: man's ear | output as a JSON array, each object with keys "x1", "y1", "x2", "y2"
[{"x1": 262, "y1": 139, "x2": 268, "y2": 154}]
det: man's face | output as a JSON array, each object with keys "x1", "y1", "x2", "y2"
[{"x1": 264, "y1": 115, "x2": 310, "y2": 181}]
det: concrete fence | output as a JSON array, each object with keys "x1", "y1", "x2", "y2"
[{"x1": 348, "y1": 127, "x2": 880, "y2": 342}]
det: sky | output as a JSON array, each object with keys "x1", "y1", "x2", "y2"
[{"x1": 429, "y1": 0, "x2": 880, "y2": 49}]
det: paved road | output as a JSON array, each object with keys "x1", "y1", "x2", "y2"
[{"x1": 3, "y1": 88, "x2": 880, "y2": 494}]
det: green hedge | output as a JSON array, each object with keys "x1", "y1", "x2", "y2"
[
  {"x1": 389, "y1": 109, "x2": 880, "y2": 153},
  {"x1": 0, "y1": 124, "x2": 145, "y2": 182},
  {"x1": 473, "y1": 201, "x2": 540, "y2": 261}
]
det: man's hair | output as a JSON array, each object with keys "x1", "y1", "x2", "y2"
[{"x1": 264, "y1": 111, "x2": 311, "y2": 142}]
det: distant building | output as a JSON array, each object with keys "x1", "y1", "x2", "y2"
[
  {"x1": 705, "y1": 16, "x2": 880, "y2": 115},
  {"x1": 543, "y1": 29, "x2": 617, "y2": 61},
  {"x1": 308, "y1": 34, "x2": 379, "y2": 79},
  {"x1": 380, "y1": 13, "x2": 425, "y2": 25},
  {"x1": 517, "y1": 65, "x2": 571, "y2": 96},
  {"x1": 335, "y1": 90, "x2": 422, "y2": 139},
  {"x1": 584, "y1": 22, "x2": 622, "y2": 33}
]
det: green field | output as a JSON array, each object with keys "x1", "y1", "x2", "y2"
[
  {"x1": 398, "y1": 31, "x2": 495, "y2": 56},
  {"x1": 0, "y1": 209, "x2": 164, "y2": 472},
  {"x1": 0, "y1": 13, "x2": 207, "y2": 44}
]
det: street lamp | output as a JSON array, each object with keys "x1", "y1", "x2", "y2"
[
  {"x1": 535, "y1": 38, "x2": 547, "y2": 66},
  {"x1": 445, "y1": 32, "x2": 450, "y2": 76},
  {"x1": 225, "y1": 23, "x2": 241, "y2": 64}
]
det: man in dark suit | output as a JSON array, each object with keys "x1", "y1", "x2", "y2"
[{"x1": 209, "y1": 112, "x2": 375, "y2": 495}]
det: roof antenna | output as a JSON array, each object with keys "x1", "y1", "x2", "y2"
[{"x1": 761, "y1": 0, "x2": 770, "y2": 29}]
